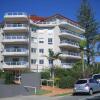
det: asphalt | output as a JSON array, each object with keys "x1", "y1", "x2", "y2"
[{"x1": 0, "y1": 95, "x2": 62, "y2": 100}]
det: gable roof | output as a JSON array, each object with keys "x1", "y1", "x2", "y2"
[
  {"x1": 30, "y1": 14, "x2": 80, "y2": 27},
  {"x1": 30, "y1": 15, "x2": 46, "y2": 22}
]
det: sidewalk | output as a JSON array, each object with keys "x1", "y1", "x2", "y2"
[{"x1": 41, "y1": 86, "x2": 73, "y2": 96}]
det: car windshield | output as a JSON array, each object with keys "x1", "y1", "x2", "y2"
[
  {"x1": 93, "y1": 75, "x2": 100, "y2": 80},
  {"x1": 76, "y1": 80, "x2": 87, "y2": 84}
]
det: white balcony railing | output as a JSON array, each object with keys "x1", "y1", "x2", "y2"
[
  {"x1": 61, "y1": 63, "x2": 74, "y2": 68},
  {"x1": 3, "y1": 36, "x2": 29, "y2": 43},
  {"x1": 4, "y1": 48, "x2": 28, "y2": 52},
  {"x1": 60, "y1": 40, "x2": 79, "y2": 47},
  {"x1": 60, "y1": 29, "x2": 84, "y2": 38},
  {"x1": 3, "y1": 24, "x2": 29, "y2": 32},
  {"x1": 61, "y1": 63, "x2": 74, "y2": 66},
  {"x1": 5, "y1": 61, "x2": 27, "y2": 65},
  {"x1": 3, "y1": 61, "x2": 28, "y2": 69},
  {"x1": 5, "y1": 12, "x2": 27, "y2": 16},
  {"x1": 61, "y1": 51, "x2": 80, "y2": 56},
  {"x1": 36, "y1": 20, "x2": 84, "y2": 30},
  {"x1": 4, "y1": 24, "x2": 28, "y2": 27},
  {"x1": 2, "y1": 48, "x2": 29, "y2": 56}
]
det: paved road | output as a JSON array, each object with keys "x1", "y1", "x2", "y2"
[
  {"x1": 0, "y1": 93, "x2": 100, "y2": 100},
  {"x1": 59, "y1": 93, "x2": 100, "y2": 100}
]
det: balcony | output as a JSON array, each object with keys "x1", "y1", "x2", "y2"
[
  {"x1": 3, "y1": 61, "x2": 28, "y2": 69},
  {"x1": 4, "y1": 12, "x2": 28, "y2": 21},
  {"x1": 61, "y1": 63, "x2": 74, "y2": 68},
  {"x1": 34, "y1": 21, "x2": 58, "y2": 27},
  {"x1": 2, "y1": 36, "x2": 29, "y2": 44},
  {"x1": 60, "y1": 51, "x2": 81, "y2": 59},
  {"x1": 3, "y1": 24, "x2": 29, "y2": 32},
  {"x1": 59, "y1": 40, "x2": 79, "y2": 49},
  {"x1": 2, "y1": 48, "x2": 29, "y2": 56},
  {"x1": 59, "y1": 21, "x2": 85, "y2": 33},
  {"x1": 59, "y1": 29, "x2": 84, "y2": 40},
  {"x1": 35, "y1": 21, "x2": 85, "y2": 33}
]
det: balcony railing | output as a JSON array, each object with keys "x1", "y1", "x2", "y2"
[
  {"x1": 61, "y1": 51, "x2": 80, "y2": 56},
  {"x1": 4, "y1": 24, "x2": 28, "y2": 27},
  {"x1": 4, "y1": 36, "x2": 28, "y2": 39},
  {"x1": 5, "y1": 12, "x2": 27, "y2": 16},
  {"x1": 60, "y1": 40, "x2": 79, "y2": 47},
  {"x1": 61, "y1": 63, "x2": 74, "y2": 66},
  {"x1": 5, "y1": 61, "x2": 27, "y2": 65},
  {"x1": 60, "y1": 29, "x2": 84, "y2": 38},
  {"x1": 5, "y1": 48, "x2": 28, "y2": 52}
]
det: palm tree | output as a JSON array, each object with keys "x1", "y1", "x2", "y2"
[{"x1": 45, "y1": 49, "x2": 62, "y2": 79}]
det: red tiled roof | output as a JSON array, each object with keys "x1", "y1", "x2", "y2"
[
  {"x1": 30, "y1": 14, "x2": 81, "y2": 27},
  {"x1": 30, "y1": 15, "x2": 46, "y2": 22}
]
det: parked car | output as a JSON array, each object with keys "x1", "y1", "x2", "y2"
[
  {"x1": 92, "y1": 74, "x2": 100, "y2": 83},
  {"x1": 73, "y1": 78, "x2": 100, "y2": 95}
]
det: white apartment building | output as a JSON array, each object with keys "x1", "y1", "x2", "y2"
[{"x1": 0, "y1": 12, "x2": 85, "y2": 73}]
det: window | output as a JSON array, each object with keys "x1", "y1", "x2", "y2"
[
  {"x1": 31, "y1": 59, "x2": 36, "y2": 64},
  {"x1": 39, "y1": 40, "x2": 44, "y2": 43},
  {"x1": 31, "y1": 37, "x2": 37, "y2": 43},
  {"x1": 39, "y1": 49, "x2": 44, "y2": 53},
  {"x1": 76, "y1": 80, "x2": 87, "y2": 84},
  {"x1": 48, "y1": 38, "x2": 53, "y2": 44},
  {"x1": 39, "y1": 59, "x2": 44, "y2": 64},
  {"x1": 48, "y1": 60, "x2": 53, "y2": 64},
  {"x1": 39, "y1": 38, "x2": 44, "y2": 43},
  {"x1": 31, "y1": 48, "x2": 36, "y2": 53}
]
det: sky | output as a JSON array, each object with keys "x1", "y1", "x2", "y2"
[
  {"x1": 0, "y1": 0, "x2": 100, "y2": 62},
  {"x1": 0, "y1": 0, "x2": 100, "y2": 22}
]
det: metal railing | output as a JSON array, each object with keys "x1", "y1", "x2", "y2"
[
  {"x1": 5, "y1": 12, "x2": 27, "y2": 16},
  {"x1": 4, "y1": 36, "x2": 28, "y2": 39},
  {"x1": 61, "y1": 51, "x2": 80, "y2": 56},
  {"x1": 5, "y1": 24, "x2": 28, "y2": 27},
  {"x1": 36, "y1": 21, "x2": 84, "y2": 30},
  {"x1": 61, "y1": 63, "x2": 74, "y2": 66},
  {"x1": 60, "y1": 29, "x2": 84, "y2": 38},
  {"x1": 5, "y1": 48, "x2": 28, "y2": 52},
  {"x1": 5, "y1": 61, "x2": 27, "y2": 65},
  {"x1": 60, "y1": 40, "x2": 79, "y2": 46}
]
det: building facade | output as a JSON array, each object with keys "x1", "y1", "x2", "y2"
[{"x1": 0, "y1": 12, "x2": 85, "y2": 72}]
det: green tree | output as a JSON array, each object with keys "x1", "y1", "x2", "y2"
[
  {"x1": 90, "y1": 34, "x2": 100, "y2": 65},
  {"x1": 79, "y1": 39, "x2": 87, "y2": 77},
  {"x1": 45, "y1": 49, "x2": 62, "y2": 79},
  {"x1": 77, "y1": 0, "x2": 99, "y2": 65}
]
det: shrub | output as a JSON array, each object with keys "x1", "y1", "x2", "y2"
[
  {"x1": 5, "y1": 72, "x2": 14, "y2": 84},
  {"x1": 66, "y1": 76, "x2": 76, "y2": 88},
  {"x1": 41, "y1": 71, "x2": 50, "y2": 79},
  {"x1": 59, "y1": 77, "x2": 67, "y2": 88},
  {"x1": 59, "y1": 76, "x2": 76, "y2": 88}
]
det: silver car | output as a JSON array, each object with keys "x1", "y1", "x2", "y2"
[
  {"x1": 73, "y1": 78, "x2": 100, "y2": 95},
  {"x1": 92, "y1": 74, "x2": 100, "y2": 83}
]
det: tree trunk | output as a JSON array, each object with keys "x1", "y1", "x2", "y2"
[
  {"x1": 51, "y1": 60, "x2": 54, "y2": 79},
  {"x1": 87, "y1": 40, "x2": 90, "y2": 65},
  {"x1": 81, "y1": 51, "x2": 85, "y2": 78}
]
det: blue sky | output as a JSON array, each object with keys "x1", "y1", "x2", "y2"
[
  {"x1": 0, "y1": 0, "x2": 100, "y2": 22},
  {"x1": 0, "y1": 0, "x2": 100, "y2": 62}
]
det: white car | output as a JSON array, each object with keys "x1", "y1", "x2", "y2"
[
  {"x1": 73, "y1": 78, "x2": 100, "y2": 95},
  {"x1": 92, "y1": 74, "x2": 100, "y2": 83}
]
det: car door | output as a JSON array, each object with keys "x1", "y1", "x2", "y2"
[
  {"x1": 93, "y1": 79, "x2": 100, "y2": 92},
  {"x1": 89, "y1": 79, "x2": 97, "y2": 92}
]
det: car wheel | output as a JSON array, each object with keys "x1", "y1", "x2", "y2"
[
  {"x1": 89, "y1": 89, "x2": 93, "y2": 95},
  {"x1": 72, "y1": 93, "x2": 75, "y2": 96}
]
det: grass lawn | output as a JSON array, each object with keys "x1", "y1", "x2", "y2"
[
  {"x1": 33, "y1": 89, "x2": 52, "y2": 95},
  {"x1": 54, "y1": 92, "x2": 72, "y2": 96}
]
